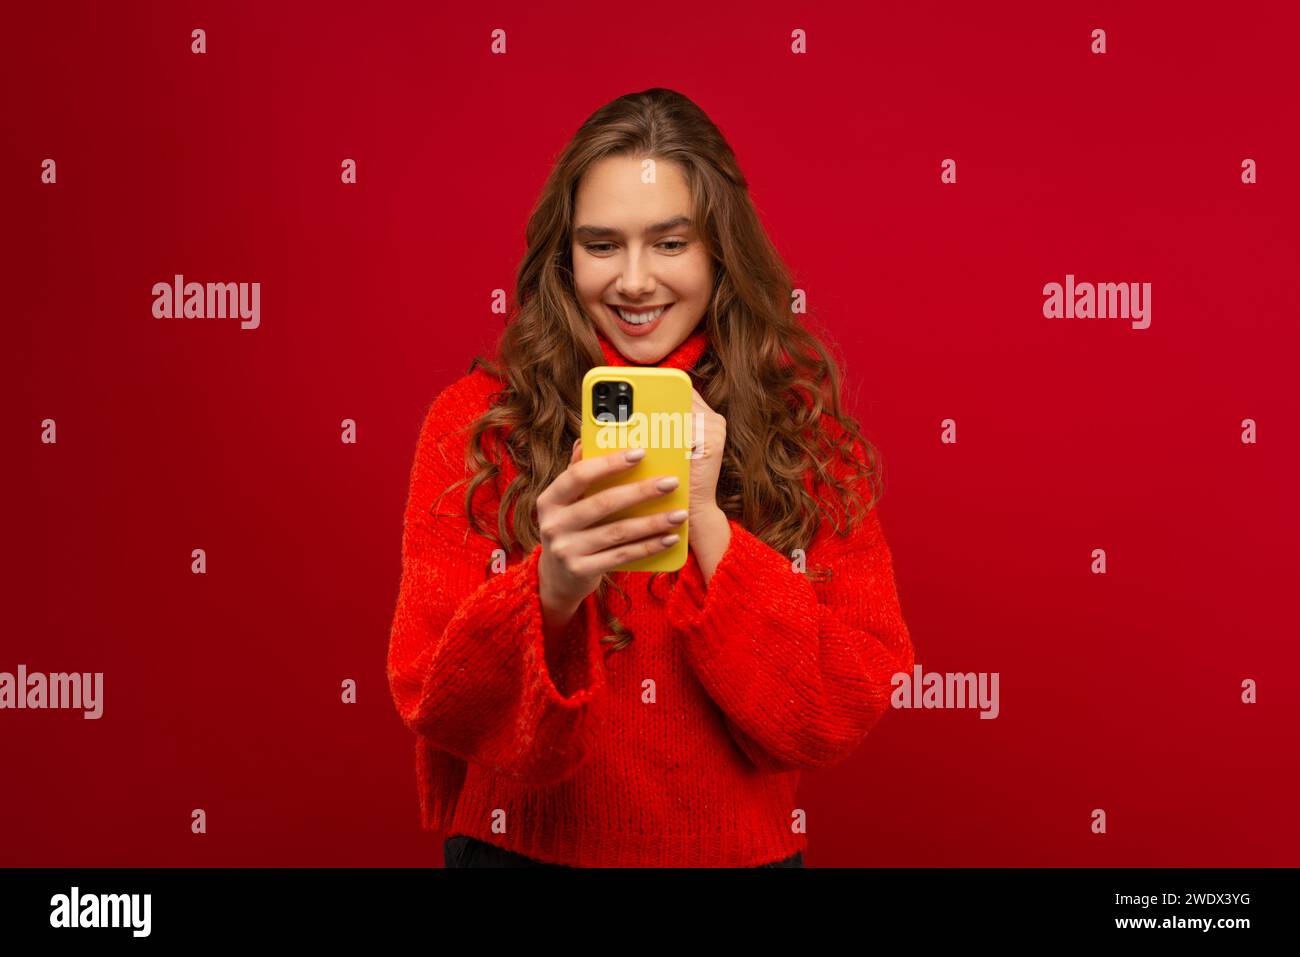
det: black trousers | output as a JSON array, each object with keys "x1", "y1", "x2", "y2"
[{"x1": 444, "y1": 834, "x2": 804, "y2": 868}]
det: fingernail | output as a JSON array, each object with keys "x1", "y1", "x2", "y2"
[
  {"x1": 661, "y1": 534, "x2": 680, "y2": 546},
  {"x1": 625, "y1": 447, "x2": 646, "y2": 462},
  {"x1": 656, "y1": 476, "x2": 679, "y2": 491},
  {"x1": 667, "y1": 509, "x2": 688, "y2": 523}
]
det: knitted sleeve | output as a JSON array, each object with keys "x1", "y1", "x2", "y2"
[
  {"x1": 666, "y1": 431, "x2": 914, "y2": 773},
  {"x1": 386, "y1": 378, "x2": 609, "y2": 786}
]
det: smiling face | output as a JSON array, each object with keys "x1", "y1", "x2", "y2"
[{"x1": 571, "y1": 154, "x2": 714, "y2": 364}]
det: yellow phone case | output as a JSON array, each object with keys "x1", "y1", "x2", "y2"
[{"x1": 580, "y1": 364, "x2": 694, "y2": 572}]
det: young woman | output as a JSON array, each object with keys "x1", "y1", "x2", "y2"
[{"x1": 386, "y1": 88, "x2": 914, "y2": 868}]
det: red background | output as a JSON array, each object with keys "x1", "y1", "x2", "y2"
[{"x1": 4, "y1": 0, "x2": 1297, "y2": 866}]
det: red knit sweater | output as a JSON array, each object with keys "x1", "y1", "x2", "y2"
[{"x1": 386, "y1": 326, "x2": 914, "y2": 867}]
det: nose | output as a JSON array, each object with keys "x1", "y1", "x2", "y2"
[{"x1": 616, "y1": 249, "x2": 656, "y2": 298}]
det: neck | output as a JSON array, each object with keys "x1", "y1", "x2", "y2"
[{"x1": 593, "y1": 324, "x2": 710, "y2": 371}]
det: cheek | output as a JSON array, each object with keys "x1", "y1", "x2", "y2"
[
  {"x1": 571, "y1": 250, "x2": 600, "y2": 292},
  {"x1": 573, "y1": 259, "x2": 618, "y2": 303},
  {"x1": 674, "y1": 254, "x2": 714, "y2": 300}
]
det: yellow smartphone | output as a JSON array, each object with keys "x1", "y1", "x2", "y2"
[{"x1": 580, "y1": 364, "x2": 695, "y2": 572}]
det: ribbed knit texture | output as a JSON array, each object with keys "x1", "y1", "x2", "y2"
[{"x1": 386, "y1": 323, "x2": 914, "y2": 867}]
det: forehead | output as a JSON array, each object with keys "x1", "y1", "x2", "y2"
[{"x1": 573, "y1": 155, "x2": 691, "y2": 222}]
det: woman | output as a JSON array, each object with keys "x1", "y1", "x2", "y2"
[{"x1": 386, "y1": 88, "x2": 913, "y2": 868}]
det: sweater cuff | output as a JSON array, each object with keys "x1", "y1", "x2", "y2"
[
  {"x1": 506, "y1": 544, "x2": 606, "y2": 710},
  {"x1": 424, "y1": 542, "x2": 609, "y2": 783},
  {"x1": 536, "y1": 548, "x2": 609, "y2": 707},
  {"x1": 666, "y1": 519, "x2": 821, "y2": 676}
]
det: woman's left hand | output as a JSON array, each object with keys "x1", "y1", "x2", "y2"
[
  {"x1": 685, "y1": 387, "x2": 731, "y2": 576},
  {"x1": 687, "y1": 387, "x2": 726, "y2": 513}
]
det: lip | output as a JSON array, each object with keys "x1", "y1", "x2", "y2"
[{"x1": 607, "y1": 302, "x2": 673, "y2": 337}]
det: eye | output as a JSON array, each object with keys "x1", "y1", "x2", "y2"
[{"x1": 582, "y1": 240, "x2": 689, "y2": 254}]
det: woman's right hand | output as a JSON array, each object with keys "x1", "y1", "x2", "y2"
[{"x1": 536, "y1": 439, "x2": 688, "y2": 616}]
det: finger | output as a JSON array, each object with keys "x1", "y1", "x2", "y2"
[
  {"x1": 566, "y1": 505, "x2": 688, "y2": 557},
  {"x1": 548, "y1": 445, "x2": 647, "y2": 506},
  {"x1": 687, "y1": 410, "x2": 707, "y2": 454},
  {"x1": 567, "y1": 527, "x2": 683, "y2": 579},
  {"x1": 574, "y1": 508, "x2": 688, "y2": 554},
  {"x1": 567, "y1": 472, "x2": 681, "y2": 529}
]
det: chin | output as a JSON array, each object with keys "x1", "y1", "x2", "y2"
[{"x1": 618, "y1": 339, "x2": 664, "y2": 359}]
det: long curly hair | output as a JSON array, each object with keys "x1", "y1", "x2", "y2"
[{"x1": 443, "y1": 87, "x2": 884, "y2": 653}]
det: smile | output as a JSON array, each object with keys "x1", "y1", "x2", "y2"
[{"x1": 607, "y1": 303, "x2": 673, "y2": 326}]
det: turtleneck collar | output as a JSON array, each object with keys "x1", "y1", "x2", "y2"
[{"x1": 593, "y1": 323, "x2": 711, "y2": 371}]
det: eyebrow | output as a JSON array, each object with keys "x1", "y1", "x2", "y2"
[{"x1": 573, "y1": 215, "x2": 693, "y2": 240}]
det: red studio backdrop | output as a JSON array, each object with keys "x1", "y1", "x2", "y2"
[{"x1": 4, "y1": 1, "x2": 1297, "y2": 867}]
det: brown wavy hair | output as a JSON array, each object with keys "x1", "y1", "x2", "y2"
[{"x1": 442, "y1": 87, "x2": 884, "y2": 653}]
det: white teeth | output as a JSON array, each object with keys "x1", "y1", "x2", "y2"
[{"x1": 613, "y1": 304, "x2": 668, "y2": 324}]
